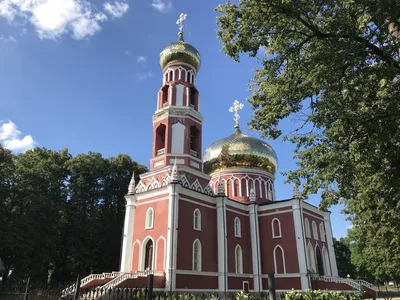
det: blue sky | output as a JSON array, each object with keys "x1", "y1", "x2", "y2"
[{"x1": 0, "y1": 0, "x2": 350, "y2": 238}]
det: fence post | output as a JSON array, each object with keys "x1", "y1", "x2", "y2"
[
  {"x1": 23, "y1": 277, "x2": 30, "y2": 300},
  {"x1": 147, "y1": 274, "x2": 154, "y2": 300},
  {"x1": 268, "y1": 274, "x2": 276, "y2": 300},
  {"x1": 73, "y1": 275, "x2": 81, "y2": 300}
]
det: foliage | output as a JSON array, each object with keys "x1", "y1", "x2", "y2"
[
  {"x1": 0, "y1": 146, "x2": 147, "y2": 283},
  {"x1": 216, "y1": 0, "x2": 400, "y2": 278},
  {"x1": 204, "y1": 148, "x2": 276, "y2": 174},
  {"x1": 333, "y1": 238, "x2": 356, "y2": 279},
  {"x1": 285, "y1": 289, "x2": 364, "y2": 300}
]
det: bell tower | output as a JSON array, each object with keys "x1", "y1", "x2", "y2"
[{"x1": 150, "y1": 13, "x2": 203, "y2": 172}]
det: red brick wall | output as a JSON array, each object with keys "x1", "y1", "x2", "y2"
[{"x1": 176, "y1": 274, "x2": 218, "y2": 289}]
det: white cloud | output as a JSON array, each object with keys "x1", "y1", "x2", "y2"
[
  {"x1": 137, "y1": 56, "x2": 146, "y2": 63},
  {"x1": 0, "y1": 120, "x2": 35, "y2": 152},
  {"x1": 124, "y1": 50, "x2": 131, "y2": 56},
  {"x1": 151, "y1": 0, "x2": 172, "y2": 13},
  {"x1": 0, "y1": 34, "x2": 17, "y2": 43},
  {"x1": 103, "y1": 1, "x2": 129, "y2": 18},
  {"x1": 136, "y1": 71, "x2": 153, "y2": 81},
  {"x1": 0, "y1": 0, "x2": 129, "y2": 40}
]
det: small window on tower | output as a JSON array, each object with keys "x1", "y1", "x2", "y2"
[
  {"x1": 193, "y1": 209, "x2": 201, "y2": 231},
  {"x1": 190, "y1": 87, "x2": 198, "y2": 109},
  {"x1": 161, "y1": 85, "x2": 169, "y2": 108},
  {"x1": 234, "y1": 217, "x2": 241, "y2": 237},
  {"x1": 145, "y1": 208, "x2": 154, "y2": 229},
  {"x1": 155, "y1": 124, "x2": 166, "y2": 156},
  {"x1": 190, "y1": 126, "x2": 200, "y2": 157}
]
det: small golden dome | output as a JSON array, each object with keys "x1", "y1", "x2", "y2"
[{"x1": 159, "y1": 33, "x2": 201, "y2": 72}]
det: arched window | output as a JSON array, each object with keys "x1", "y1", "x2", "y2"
[
  {"x1": 192, "y1": 239, "x2": 201, "y2": 271},
  {"x1": 234, "y1": 217, "x2": 241, "y2": 237},
  {"x1": 155, "y1": 124, "x2": 166, "y2": 156},
  {"x1": 189, "y1": 87, "x2": 198, "y2": 110},
  {"x1": 315, "y1": 245, "x2": 324, "y2": 275},
  {"x1": 143, "y1": 239, "x2": 154, "y2": 270},
  {"x1": 235, "y1": 245, "x2": 243, "y2": 274},
  {"x1": 161, "y1": 85, "x2": 169, "y2": 108},
  {"x1": 180, "y1": 68, "x2": 186, "y2": 81},
  {"x1": 233, "y1": 179, "x2": 239, "y2": 197},
  {"x1": 304, "y1": 218, "x2": 311, "y2": 238},
  {"x1": 312, "y1": 221, "x2": 319, "y2": 240},
  {"x1": 193, "y1": 209, "x2": 201, "y2": 231},
  {"x1": 186, "y1": 71, "x2": 191, "y2": 83},
  {"x1": 145, "y1": 208, "x2": 154, "y2": 229},
  {"x1": 272, "y1": 218, "x2": 282, "y2": 238},
  {"x1": 168, "y1": 70, "x2": 173, "y2": 82},
  {"x1": 319, "y1": 223, "x2": 326, "y2": 242},
  {"x1": 190, "y1": 126, "x2": 200, "y2": 157},
  {"x1": 273, "y1": 245, "x2": 286, "y2": 274},
  {"x1": 307, "y1": 242, "x2": 316, "y2": 273},
  {"x1": 322, "y1": 247, "x2": 331, "y2": 276}
]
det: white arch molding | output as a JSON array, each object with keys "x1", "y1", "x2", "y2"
[
  {"x1": 306, "y1": 242, "x2": 316, "y2": 273},
  {"x1": 140, "y1": 236, "x2": 155, "y2": 271},
  {"x1": 145, "y1": 208, "x2": 154, "y2": 229},
  {"x1": 322, "y1": 246, "x2": 331, "y2": 276},
  {"x1": 272, "y1": 218, "x2": 282, "y2": 238},
  {"x1": 132, "y1": 239, "x2": 141, "y2": 271},
  {"x1": 273, "y1": 245, "x2": 286, "y2": 274},
  {"x1": 155, "y1": 236, "x2": 166, "y2": 270},
  {"x1": 192, "y1": 239, "x2": 202, "y2": 271},
  {"x1": 235, "y1": 244, "x2": 243, "y2": 274},
  {"x1": 304, "y1": 218, "x2": 311, "y2": 238}
]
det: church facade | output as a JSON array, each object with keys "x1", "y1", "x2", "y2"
[{"x1": 74, "y1": 16, "x2": 377, "y2": 295}]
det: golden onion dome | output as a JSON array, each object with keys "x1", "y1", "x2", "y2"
[
  {"x1": 159, "y1": 33, "x2": 201, "y2": 72},
  {"x1": 203, "y1": 126, "x2": 278, "y2": 175}
]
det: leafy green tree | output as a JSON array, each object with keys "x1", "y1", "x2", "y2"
[
  {"x1": 216, "y1": 0, "x2": 400, "y2": 278},
  {"x1": 333, "y1": 238, "x2": 356, "y2": 278}
]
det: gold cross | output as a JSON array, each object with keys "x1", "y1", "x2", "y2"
[{"x1": 229, "y1": 100, "x2": 244, "y2": 126}]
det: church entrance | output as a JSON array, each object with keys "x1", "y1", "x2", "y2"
[
  {"x1": 316, "y1": 246, "x2": 324, "y2": 275},
  {"x1": 144, "y1": 239, "x2": 153, "y2": 270}
]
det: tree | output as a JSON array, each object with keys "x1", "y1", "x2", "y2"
[
  {"x1": 333, "y1": 238, "x2": 356, "y2": 278},
  {"x1": 0, "y1": 147, "x2": 147, "y2": 283},
  {"x1": 216, "y1": 0, "x2": 400, "y2": 278}
]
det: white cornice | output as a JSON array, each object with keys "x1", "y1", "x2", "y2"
[
  {"x1": 302, "y1": 201, "x2": 326, "y2": 217},
  {"x1": 135, "y1": 186, "x2": 169, "y2": 200},
  {"x1": 163, "y1": 62, "x2": 197, "y2": 76},
  {"x1": 258, "y1": 201, "x2": 293, "y2": 212}
]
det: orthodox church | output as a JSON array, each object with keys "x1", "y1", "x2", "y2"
[{"x1": 75, "y1": 14, "x2": 377, "y2": 295}]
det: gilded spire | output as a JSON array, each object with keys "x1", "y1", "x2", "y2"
[
  {"x1": 176, "y1": 13, "x2": 187, "y2": 41},
  {"x1": 171, "y1": 158, "x2": 179, "y2": 182},
  {"x1": 128, "y1": 171, "x2": 135, "y2": 195},
  {"x1": 229, "y1": 100, "x2": 244, "y2": 129}
]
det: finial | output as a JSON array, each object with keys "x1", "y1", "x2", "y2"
[
  {"x1": 229, "y1": 100, "x2": 244, "y2": 128},
  {"x1": 176, "y1": 13, "x2": 187, "y2": 41},
  {"x1": 217, "y1": 175, "x2": 225, "y2": 196},
  {"x1": 171, "y1": 158, "x2": 179, "y2": 182},
  {"x1": 293, "y1": 183, "x2": 300, "y2": 198},
  {"x1": 128, "y1": 171, "x2": 135, "y2": 195},
  {"x1": 249, "y1": 181, "x2": 256, "y2": 202}
]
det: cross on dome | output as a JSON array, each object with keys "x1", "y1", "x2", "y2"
[
  {"x1": 176, "y1": 13, "x2": 187, "y2": 34},
  {"x1": 229, "y1": 100, "x2": 244, "y2": 128}
]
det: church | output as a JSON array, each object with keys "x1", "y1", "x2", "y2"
[{"x1": 75, "y1": 14, "x2": 377, "y2": 295}]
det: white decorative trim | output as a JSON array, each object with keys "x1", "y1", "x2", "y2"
[
  {"x1": 192, "y1": 239, "x2": 202, "y2": 271},
  {"x1": 133, "y1": 240, "x2": 141, "y2": 271},
  {"x1": 243, "y1": 281, "x2": 250, "y2": 292},
  {"x1": 180, "y1": 197, "x2": 216, "y2": 209},
  {"x1": 302, "y1": 202, "x2": 326, "y2": 218},
  {"x1": 304, "y1": 218, "x2": 311, "y2": 238},
  {"x1": 261, "y1": 273, "x2": 301, "y2": 278},
  {"x1": 234, "y1": 217, "x2": 241, "y2": 238},
  {"x1": 136, "y1": 197, "x2": 168, "y2": 206},
  {"x1": 145, "y1": 208, "x2": 154, "y2": 229},
  {"x1": 303, "y1": 211, "x2": 325, "y2": 221},
  {"x1": 322, "y1": 245, "x2": 331, "y2": 276},
  {"x1": 170, "y1": 158, "x2": 185, "y2": 165},
  {"x1": 312, "y1": 221, "x2": 319, "y2": 240},
  {"x1": 155, "y1": 236, "x2": 166, "y2": 270},
  {"x1": 190, "y1": 160, "x2": 200, "y2": 169},
  {"x1": 228, "y1": 273, "x2": 254, "y2": 278},
  {"x1": 163, "y1": 62, "x2": 197, "y2": 76},
  {"x1": 120, "y1": 195, "x2": 137, "y2": 272},
  {"x1": 320, "y1": 223, "x2": 326, "y2": 242},
  {"x1": 273, "y1": 245, "x2": 286, "y2": 274},
  {"x1": 258, "y1": 202, "x2": 293, "y2": 212},
  {"x1": 258, "y1": 209, "x2": 293, "y2": 217},
  {"x1": 193, "y1": 209, "x2": 201, "y2": 231},
  {"x1": 191, "y1": 179, "x2": 203, "y2": 193},
  {"x1": 175, "y1": 270, "x2": 218, "y2": 276},
  {"x1": 140, "y1": 236, "x2": 155, "y2": 271},
  {"x1": 235, "y1": 244, "x2": 243, "y2": 274},
  {"x1": 226, "y1": 208, "x2": 248, "y2": 216},
  {"x1": 272, "y1": 218, "x2": 282, "y2": 238}
]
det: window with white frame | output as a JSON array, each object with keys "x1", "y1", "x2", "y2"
[
  {"x1": 320, "y1": 223, "x2": 326, "y2": 242},
  {"x1": 235, "y1": 245, "x2": 243, "y2": 274},
  {"x1": 304, "y1": 218, "x2": 311, "y2": 238},
  {"x1": 272, "y1": 218, "x2": 282, "y2": 238},
  {"x1": 273, "y1": 245, "x2": 286, "y2": 274},
  {"x1": 145, "y1": 208, "x2": 154, "y2": 229},
  {"x1": 312, "y1": 221, "x2": 319, "y2": 240},
  {"x1": 193, "y1": 209, "x2": 201, "y2": 231},
  {"x1": 234, "y1": 217, "x2": 241, "y2": 237},
  {"x1": 192, "y1": 239, "x2": 202, "y2": 271}
]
